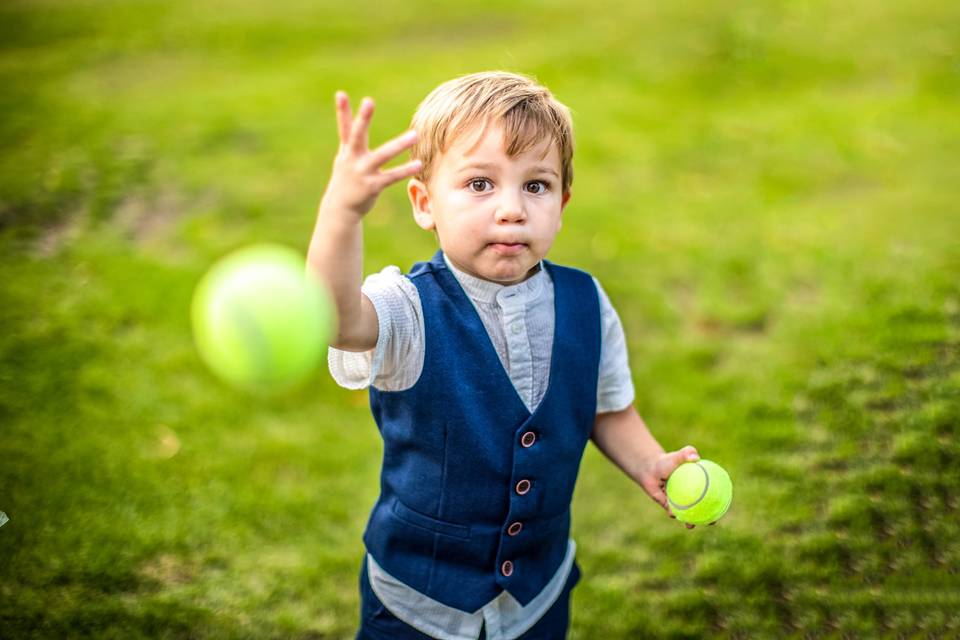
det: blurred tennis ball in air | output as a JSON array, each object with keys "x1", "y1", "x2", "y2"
[
  {"x1": 191, "y1": 243, "x2": 335, "y2": 390},
  {"x1": 666, "y1": 459, "x2": 733, "y2": 526}
]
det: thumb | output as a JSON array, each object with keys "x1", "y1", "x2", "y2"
[
  {"x1": 677, "y1": 445, "x2": 700, "y2": 464},
  {"x1": 658, "y1": 446, "x2": 701, "y2": 482},
  {"x1": 663, "y1": 446, "x2": 699, "y2": 476}
]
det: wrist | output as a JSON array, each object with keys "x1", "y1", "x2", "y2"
[
  {"x1": 318, "y1": 194, "x2": 364, "y2": 227},
  {"x1": 637, "y1": 448, "x2": 665, "y2": 478}
]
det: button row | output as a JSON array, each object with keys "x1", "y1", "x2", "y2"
[{"x1": 505, "y1": 432, "x2": 538, "y2": 578}]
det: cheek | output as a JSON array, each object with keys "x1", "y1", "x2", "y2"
[
  {"x1": 445, "y1": 191, "x2": 480, "y2": 212},
  {"x1": 435, "y1": 210, "x2": 481, "y2": 241},
  {"x1": 441, "y1": 200, "x2": 486, "y2": 227},
  {"x1": 436, "y1": 192, "x2": 475, "y2": 216}
]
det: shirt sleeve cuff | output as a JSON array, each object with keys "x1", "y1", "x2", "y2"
[
  {"x1": 326, "y1": 291, "x2": 391, "y2": 390},
  {"x1": 597, "y1": 384, "x2": 635, "y2": 414}
]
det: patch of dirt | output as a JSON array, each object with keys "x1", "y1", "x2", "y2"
[
  {"x1": 138, "y1": 553, "x2": 196, "y2": 588},
  {"x1": 112, "y1": 189, "x2": 181, "y2": 246},
  {"x1": 32, "y1": 204, "x2": 87, "y2": 258},
  {"x1": 32, "y1": 187, "x2": 216, "y2": 262}
]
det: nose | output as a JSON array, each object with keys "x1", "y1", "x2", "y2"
[{"x1": 495, "y1": 192, "x2": 526, "y2": 224}]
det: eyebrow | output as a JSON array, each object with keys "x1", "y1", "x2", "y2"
[{"x1": 456, "y1": 161, "x2": 559, "y2": 179}]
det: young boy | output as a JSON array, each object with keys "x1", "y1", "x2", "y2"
[{"x1": 307, "y1": 71, "x2": 706, "y2": 640}]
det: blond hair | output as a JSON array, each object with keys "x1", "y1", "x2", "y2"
[{"x1": 409, "y1": 70, "x2": 574, "y2": 195}]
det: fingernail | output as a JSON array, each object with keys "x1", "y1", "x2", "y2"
[{"x1": 688, "y1": 454, "x2": 699, "y2": 461}]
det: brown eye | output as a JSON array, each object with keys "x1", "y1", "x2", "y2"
[
  {"x1": 527, "y1": 180, "x2": 549, "y2": 194},
  {"x1": 469, "y1": 179, "x2": 490, "y2": 192}
]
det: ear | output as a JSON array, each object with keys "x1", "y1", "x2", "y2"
[
  {"x1": 408, "y1": 178, "x2": 435, "y2": 231},
  {"x1": 558, "y1": 189, "x2": 571, "y2": 230}
]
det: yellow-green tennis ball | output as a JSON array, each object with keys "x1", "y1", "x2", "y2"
[
  {"x1": 191, "y1": 243, "x2": 335, "y2": 390},
  {"x1": 666, "y1": 459, "x2": 733, "y2": 526}
]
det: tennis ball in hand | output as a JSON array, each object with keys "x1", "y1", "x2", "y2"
[
  {"x1": 666, "y1": 459, "x2": 733, "y2": 526},
  {"x1": 191, "y1": 243, "x2": 334, "y2": 390}
]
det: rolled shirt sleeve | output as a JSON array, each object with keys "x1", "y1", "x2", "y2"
[
  {"x1": 593, "y1": 276, "x2": 636, "y2": 413},
  {"x1": 326, "y1": 265, "x2": 425, "y2": 391}
]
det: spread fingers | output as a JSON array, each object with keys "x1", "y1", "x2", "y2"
[
  {"x1": 367, "y1": 130, "x2": 419, "y2": 170},
  {"x1": 375, "y1": 159, "x2": 423, "y2": 190},
  {"x1": 335, "y1": 91, "x2": 353, "y2": 146},
  {"x1": 347, "y1": 97, "x2": 374, "y2": 152}
]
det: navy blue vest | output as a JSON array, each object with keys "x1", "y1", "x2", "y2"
[{"x1": 363, "y1": 249, "x2": 601, "y2": 612}]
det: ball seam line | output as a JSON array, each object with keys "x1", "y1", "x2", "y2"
[{"x1": 667, "y1": 462, "x2": 710, "y2": 510}]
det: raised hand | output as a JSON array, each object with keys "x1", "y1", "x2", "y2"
[{"x1": 322, "y1": 91, "x2": 422, "y2": 219}]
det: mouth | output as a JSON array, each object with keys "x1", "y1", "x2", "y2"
[{"x1": 488, "y1": 242, "x2": 527, "y2": 255}]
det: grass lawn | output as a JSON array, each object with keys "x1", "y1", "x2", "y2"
[{"x1": 2, "y1": 0, "x2": 959, "y2": 637}]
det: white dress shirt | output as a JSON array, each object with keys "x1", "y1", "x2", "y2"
[{"x1": 328, "y1": 253, "x2": 635, "y2": 640}]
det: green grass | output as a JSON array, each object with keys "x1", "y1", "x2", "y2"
[{"x1": 2, "y1": 0, "x2": 960, "y2": 637}]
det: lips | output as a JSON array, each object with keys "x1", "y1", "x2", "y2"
[{"x1": 488, "y1": 242, "x2": 527, "y2": 255}]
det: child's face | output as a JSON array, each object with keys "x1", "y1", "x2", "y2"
[{"x1": 407, "y1": 121, "x2": 571, "y2": 286}]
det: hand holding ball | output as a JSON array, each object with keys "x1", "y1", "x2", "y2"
[
  {"x1": 191, "y1": 244, "x2": 335, "y2": 390},
  {"x1": 666, "y1": 459, "x2": 733, "y2": 526}
]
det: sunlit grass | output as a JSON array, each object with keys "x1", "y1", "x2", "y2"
[{"x1": 2, "y1": 0, "x2": 959, "y2": 637}]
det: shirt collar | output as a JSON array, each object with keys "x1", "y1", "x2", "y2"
[{"x1": 442, "y1": 251, "x2": 546, "y2": 306}]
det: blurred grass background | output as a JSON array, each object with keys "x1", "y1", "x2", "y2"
[{"x1": 2, "y1": 0, "x2": 959, "y2": 637}]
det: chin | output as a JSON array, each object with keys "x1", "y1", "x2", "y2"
[{"x1": 490, "y1": 264, "x2": 536, "y2": 284}]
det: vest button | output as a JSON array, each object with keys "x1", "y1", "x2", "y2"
[
  {"x1": 501, "y1": 560, "x2": 514, "y2": 577},
  {"x1": 521, "y1": 431, "x2": 536, "y2": 447},
  {"x1": 507, "y1": 521, "x2": 523, "y2": 536},
  {"x1": 515, "y1": 479, "x2": 531, "y2": 495}
]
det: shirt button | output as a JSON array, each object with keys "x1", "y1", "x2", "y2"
[
  {"x1": 510, "y1": 322, "x2": 523, "y2": 335},
  {"x1": 507, "y1": 521, "x2": 523, "y2": 536},
  {"x1": 515, "y1": 479, "x2": 531, "y2": 495},
  {"x1": 521, "y1": 431, "x2": 536, "y2": 447},
  {"x1": 501, "y1": 560, "x2": 514, "y2": 577}
]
